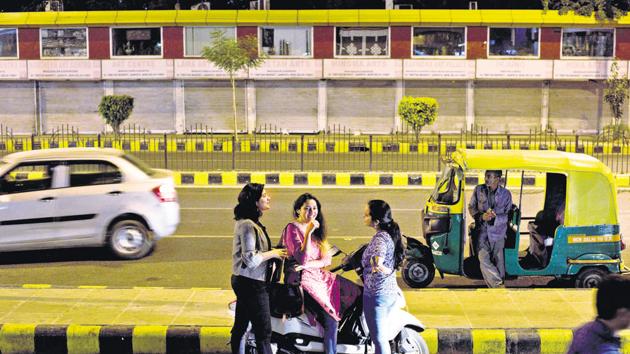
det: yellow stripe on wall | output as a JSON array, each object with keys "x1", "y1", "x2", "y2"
[
  {"x1": 132, "y1": 325, "x2": 168, "y2": 354},
  {"x1": 0, "y1": 324, "x2": 36, "y2": 354}
]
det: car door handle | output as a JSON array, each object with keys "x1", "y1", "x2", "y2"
[
  {"x1": 39, "y1": 197, "x2": 55, "y2": 202},
  {"x1": 107, "y1": 191, "x2": 123, "y2": 196}
]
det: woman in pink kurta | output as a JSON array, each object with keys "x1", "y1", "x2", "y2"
[{"x1": 283, "y1": 193, "x2": 357, "y2": 354}]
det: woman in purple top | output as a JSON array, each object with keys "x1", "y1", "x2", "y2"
[{"x1": 361, "y1": 200, "x2": 405, "y2": 354}]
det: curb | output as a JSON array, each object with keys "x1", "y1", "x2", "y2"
[
  {"x1": 3, "y1": 139, "x2": 629, "y2": 155},
  {"x1": 0, "y1": 325, "x2": 627, "y2": 354},
  {"x1": 172, "y1": 171, "x2": 549, "y2": 188},
  {"x1": 12, "y1": 171, "x2": 630, "y2": 188}
]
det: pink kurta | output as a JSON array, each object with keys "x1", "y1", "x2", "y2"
[{"x1": 283, "y1": 222, "x2": 343, "y2": 321}]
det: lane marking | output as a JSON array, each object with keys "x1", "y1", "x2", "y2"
[
  {"x1": 171, "y1": 234, "x2": 373, "y2": 239},
  {"x1": 181, "y1": 207, "x2": 420, "y2": 212}
]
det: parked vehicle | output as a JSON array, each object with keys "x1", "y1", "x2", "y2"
[
  {"x1": 0, "y1": 148, "x2": 179, "y2": 259},
  {"x1": 231, "y1": 244, "x2": 429, "y2": 354},
  {"x1": 402, "y1": 149, "x2": 625, "y2": 289}
]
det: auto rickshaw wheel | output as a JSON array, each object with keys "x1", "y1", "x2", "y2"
[
  {"x1": 402, "y1": 258, "x2": 435, "y2": 288},
  {"x1": 575, "y1": 267, "x2": 608, "y2": 288}
]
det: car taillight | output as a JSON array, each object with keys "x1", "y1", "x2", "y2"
[{"x1": 153, "y1": 184, "x2": 177, "y2": 203}]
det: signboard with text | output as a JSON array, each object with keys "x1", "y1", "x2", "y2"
[
  {"x1": 28, "y1": 60, "x2": 101, "y2": 80},
  {"x1": 249, "y1": 59, "x2": 322, "y2": 80},
  {"x1": 553, "y1": 60, "x2": 629, "y2": 80},
  {"x1": 0, "y1": 61, "x2": 27, "y2": 80},
  {"x1": 476, "y1": 59, "x2": 553, "y2": 80},
  {"x1": 102, "y1": 59, "x2": 174, "y2": 80},
  {"x1": 403, "y1": 60, "x2": 475, "y2": 80},
  {"x1": 324, "y1": 59, "x2": 402, "y2": 79},
  {"x1": 173, "y1": 59, "x2": 246, "y2": 79}
]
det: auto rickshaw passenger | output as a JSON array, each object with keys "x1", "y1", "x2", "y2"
[
  {"x1": 468, "y1": 170, "x2": 513, "y2": 288},
  {"x1": 522, "y1": 201, "x2": 565, "y2": 269}
]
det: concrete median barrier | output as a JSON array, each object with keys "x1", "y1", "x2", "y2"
[{"x1": 2, "y1": 324, "x2": 630, "y2": 354}]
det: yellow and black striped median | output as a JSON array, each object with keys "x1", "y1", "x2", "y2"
[
  {"x1": 0, "y1": 325, "x2": 618, "y2": 354},
  {"x1": 172, "y1": 171, "x2": 630, "y2": 188}
]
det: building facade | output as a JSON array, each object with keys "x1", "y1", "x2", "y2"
[{"x1": 0, "y1": 9, "x2": 628, "y2": 134}]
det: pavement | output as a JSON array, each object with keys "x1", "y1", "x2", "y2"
[{"x1": 1, "y1": 286, "x2": 630, "y2": 353}]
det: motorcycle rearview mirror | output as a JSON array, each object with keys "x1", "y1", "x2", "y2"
[{"x1": 329, "y1": 245, "x2": 344, "y2": 257}]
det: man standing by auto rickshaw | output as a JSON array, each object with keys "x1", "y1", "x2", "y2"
[{"x1": 468, "y1": 170, "x2": 512, "y2": 288}]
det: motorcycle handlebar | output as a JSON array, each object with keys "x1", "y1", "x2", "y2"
[{"x1": 330, "y1": 264, "x2": 344, "y2": 272}]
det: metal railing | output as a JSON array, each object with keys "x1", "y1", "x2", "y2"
[{"x1": 1, "y1": 124, "x2": 629, "y2": 174}]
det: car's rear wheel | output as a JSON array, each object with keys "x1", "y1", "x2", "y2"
[{"x1": 108, "y1": 219, "x2": 153, "y2": 260}]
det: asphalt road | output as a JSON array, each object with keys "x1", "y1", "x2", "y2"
[{"x1": 0, "y1": 187, "x2": 628, "y2": 289}]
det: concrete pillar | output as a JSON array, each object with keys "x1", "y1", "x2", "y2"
[
  {"x1": 541, "y1": 80, "x2": 550, "y2": 131},
  {"x1": 394, "y1": 79, "x2": 404, "y2": 133},
  {"x1": 34, "y1": 81, "x2": 42, "y2": 134},
  {"x1": 466, "y1": 80, "x2": 475, "y2": 130},
  {"x1": 174, "y1": 80, "x2": 185, "y2": 133},
  {"x1": 317, "y1": 79, "x2": 327, "y2": 132},
  {"x1": 246, "y1": 80, "x2": 256, "y2": 133},
  {"x1": 103, "y1": 80, "x2": 114, "y2": 96},
  {"x1": 102, "y1": 81, "x2": 114, "y2": 133}
]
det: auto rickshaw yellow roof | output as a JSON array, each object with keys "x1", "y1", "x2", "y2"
[{"x1": 452, "y1": 149, "x2": 612, "y2": 175}]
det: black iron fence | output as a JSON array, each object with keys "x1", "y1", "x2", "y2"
[{"x1": 1, "y1": 124, "x2": 629, "y2": 174}]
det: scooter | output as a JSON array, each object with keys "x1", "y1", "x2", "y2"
[{"x1": 231, "y1": 244, "x2": 430, "y2": 354}]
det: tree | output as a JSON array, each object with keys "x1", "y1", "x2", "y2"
[
  {"x1": 202, "y1": 31, "x2": 264, "y2": 140},
  {"x1": 98, "y1": 95, "x2": 134, "y2": 136},
  {"x1": 603, "y1": 61, "x2": 630, "y2": 140},
  {"x1": 541, "y1": 0, "x2": 630, "y2": 21},
  {"x1": 398, "y1": 96, "x2": 439, "y2": 142}
]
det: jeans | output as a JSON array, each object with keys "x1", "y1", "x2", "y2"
[
  {"x1": 322, "y1": 310, "x2": 338, "y2": 354},
  {"x1": 304, "y1": 290, "x2": 338, "y2": 354},
  {"x1": 363, "y1": 292, "x2": 396, "y2": 354},
  {"x1": 230, "y1": 275, "x2": 273, "y2": 354}
]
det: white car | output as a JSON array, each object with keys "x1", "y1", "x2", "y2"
[{"x1": 0, "y1": 148, "x2": 180, "y2": 259}]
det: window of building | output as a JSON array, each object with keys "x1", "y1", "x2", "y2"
[
  {"x1": 412, "y1": 27, "x2": 465, "y2": 57},
  {"x1": 562, "y1": 28, "x2": 614, "y2": 58},
  {"x1": 335, "y1": 27, "x2": 389, "y2": 57},
  {"x1": 112, "y1": 27, "x2": 162, "y2": 57},
  {"x1": 0, "y1": 29, "x2": 17, "y2": 58},
  {"x1": 184, "y1": 26, "x2": 235, "y2": 57},
  {"x1": 489, "y1": 27, "x2": 539, "y2": 57},
  {"x1": 260, "y1": 27, "x2": 311, "y2": 57},
  {"x1": 40, "y1": 28, "x2": 88, "y2": 58}
]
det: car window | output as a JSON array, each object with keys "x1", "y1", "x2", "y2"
[
  {"x1": 122, "y1": 154, "x2": 155, "y2": 176},
  {"x1": 68, "y1": 161, "x2": 122, "y2": 187},
  {"x1": 0, "y1": 162, "x2": 54, "y2": 195}
]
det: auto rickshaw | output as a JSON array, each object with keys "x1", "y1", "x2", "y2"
[{"x1": 402, "y1": 149, "x2": 625, "y2": 288}]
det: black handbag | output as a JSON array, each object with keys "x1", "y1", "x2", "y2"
[{"x1": 269, "y1": 281, "x2": 304, "y2": 318}]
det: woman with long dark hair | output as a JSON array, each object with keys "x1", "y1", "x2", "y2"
[
  {"x1": 282, "y1": 193, "x2": 358, "y2": 353},
  {"x1": 231, "y1": 183, "x2": 286, "y2": 354},
  {"x1": 362, "y1": 199, "x2": 405, "y2": 354}
]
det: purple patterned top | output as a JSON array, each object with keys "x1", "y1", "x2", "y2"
[{"x1": 361, "y1": 231, "x2": 398, "y2": 296}]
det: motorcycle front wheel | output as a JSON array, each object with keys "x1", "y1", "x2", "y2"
[{"x1": 395, "y1": 327, "x2": 430, "y2": 354}]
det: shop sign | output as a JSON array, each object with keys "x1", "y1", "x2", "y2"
[
  {"x1": 249, "y1": 59, "x2": 322, "y2": 79},
  {"x1": 324, "y1": 59, "x2": 402, "y2": 79},
  {"x1": 403, "y1": 59, "x2": 475, "y2": 80},
  {"x1": 174, "y1": 59, "x2": 246, "y2": 79},
  {"x1": 102, "y1": 59, "x2": 174, "y2": 80},
  {"x1": 0, "y1": 61, "x2": 27, "y2": 80},
  {"x1": 28, "y1": 60, "x2": 101, "y2": 80},
  {"x1": 476, "y1": 60, "x2": 553, "y2": 80},
  {"x1": 553, "y1": 60, "x2": 629, "y2": 80}
]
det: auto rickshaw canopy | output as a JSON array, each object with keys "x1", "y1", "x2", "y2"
[{"x1": 450, "y1": 149, "x2": 618, "y2": 227}]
